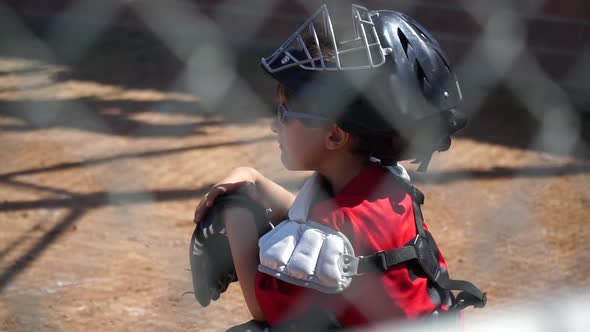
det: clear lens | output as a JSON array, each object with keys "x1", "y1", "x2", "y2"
[{"x1": 276, "y1": 103, "x2": 331, "y2": 127}]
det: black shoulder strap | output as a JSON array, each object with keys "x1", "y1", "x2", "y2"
[{"x1": 355, "y1": 179, "x2": 487, "y2": 310}]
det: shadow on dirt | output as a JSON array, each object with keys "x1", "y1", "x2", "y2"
[
  {"x1": 409, "y1": 163, "x2": 590, "y2": 185},
  {"x1": 0, "y1": 98, "x2": 226, "y2": 137},
  {"x1": 0, "y1": 134, "x2": 273, "y2": 293},
  {"x1": 0, "y1": 135, "x2": 274, "y2": 180},
  {"x1": 0, "y1": 209, "x2": 85, "y2": 292},
  {"x1": 0, "y1": 3, "x2": 276, "y2": 138}
]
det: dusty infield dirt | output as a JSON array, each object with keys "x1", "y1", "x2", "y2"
[{"x1": 1, "y1": 29, "x2": 589, "y2": 332}]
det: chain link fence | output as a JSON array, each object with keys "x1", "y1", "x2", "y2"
[{"x1": 0, "y1": 0, "x2": 588, "y2": 331}]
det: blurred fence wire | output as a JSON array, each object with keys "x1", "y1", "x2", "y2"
[{"x1": 0, "y1": 0, "x2": 588, "y2": 330}]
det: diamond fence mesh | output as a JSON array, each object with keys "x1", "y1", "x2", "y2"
[{"x1": 0, "y1": 0, "x2": 588, "y2": 331}]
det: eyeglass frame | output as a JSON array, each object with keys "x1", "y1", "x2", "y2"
[{"x1": 277, "y1": 103, "x2": 331, "y2": 126}]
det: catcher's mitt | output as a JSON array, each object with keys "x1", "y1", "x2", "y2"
[{"x1": 189, "y1": 193, "x2": 271, "y2": 307}]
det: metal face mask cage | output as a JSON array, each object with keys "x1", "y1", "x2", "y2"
[{"x1": 261, "y1": 4, "x2": 388, "y2": 73}]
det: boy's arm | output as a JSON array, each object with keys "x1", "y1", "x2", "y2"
[
  {"x1": 194, "y1": 167, "x2": 295, "y2": 225},
  {"x1": 250, "y1": 168, "x2": 295, "y2": 225}
]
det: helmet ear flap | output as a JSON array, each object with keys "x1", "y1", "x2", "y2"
[
  {"x1": 403, "y1": 108, "x2": 467, "y2": 164},
  {"x1": 436, "y1": 109, "x2": 467, "y2": 152},
  {"x1": 437, "y1": 136, "x2": 451, "y2": 152},
  {"x1": 446, "y1": 108, "x2": 468, "y2": 133}
]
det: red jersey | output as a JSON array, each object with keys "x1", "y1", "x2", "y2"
[{"x1": 254, "y1": 165, "x2": 448, "y2": 328}]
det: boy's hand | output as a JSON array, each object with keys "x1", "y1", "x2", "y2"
[{"x1": 193, "y1": 167, "x2": 259, "y2": 224}]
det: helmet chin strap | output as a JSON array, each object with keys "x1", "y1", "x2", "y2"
[
  {"x1": 413, "y1": 153, "x2": 432, "y2": 172},
  {"x1": 412, "y1": 135, "x2": 451, "y2": 172}
]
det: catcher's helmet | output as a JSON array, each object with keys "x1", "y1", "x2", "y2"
[{"x1": 261, "y1": 4, "x2": 467, "y2": 170}]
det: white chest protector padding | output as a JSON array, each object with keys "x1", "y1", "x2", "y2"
[
  {"x1": 258, "y1": 218, "x2": 355, "y2": 293},
  {"x1": 258, "y1": 164, "x2": 411, "y2": 294}
]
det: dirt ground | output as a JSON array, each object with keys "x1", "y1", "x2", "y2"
[{"x1": 0, "y1": 28, "x2": 589, "y2": 332}]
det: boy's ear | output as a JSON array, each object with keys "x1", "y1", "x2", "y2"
[{"x1": 325, "y1": 124, "x2": 351, "y2": 150}]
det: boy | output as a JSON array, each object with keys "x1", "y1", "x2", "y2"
[{"x1": 192, "y1": 4, "x2": 485, "y2": 331}]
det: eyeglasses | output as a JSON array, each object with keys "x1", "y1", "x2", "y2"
[{"x1": 277, "y1": 103, "x2": 330, "y2": 126}]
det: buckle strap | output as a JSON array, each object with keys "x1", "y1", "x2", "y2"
[
  {"x1": 437, "y1": 271, "x2": 485, "y2": 299},
  {"x1": 351, "y1": 246, "x2": 487, "y2": 310},
  {"x1": 410, "y1": 186, "x2": 425, "y2": 205},
  {"x1": 355, "y1": 246, "x2": 418, "y2": 274},
  {"x1": 436, "y1": 271, "x2": 487, "y2": 309},
  {"x1": 454, "y1": 291, "x2": 488, "y2": 310},
  {"x1": 390, "y1": 172, "x2": 425, "y2": 205}
]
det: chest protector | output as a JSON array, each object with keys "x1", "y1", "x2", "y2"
[{"x1": 258, "y1": 164, "x2": 486, "y2": 311}]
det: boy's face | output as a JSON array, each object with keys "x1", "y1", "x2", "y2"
[{"x1": 271, "y1": 95, "x2": 330, "y2": 171}]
